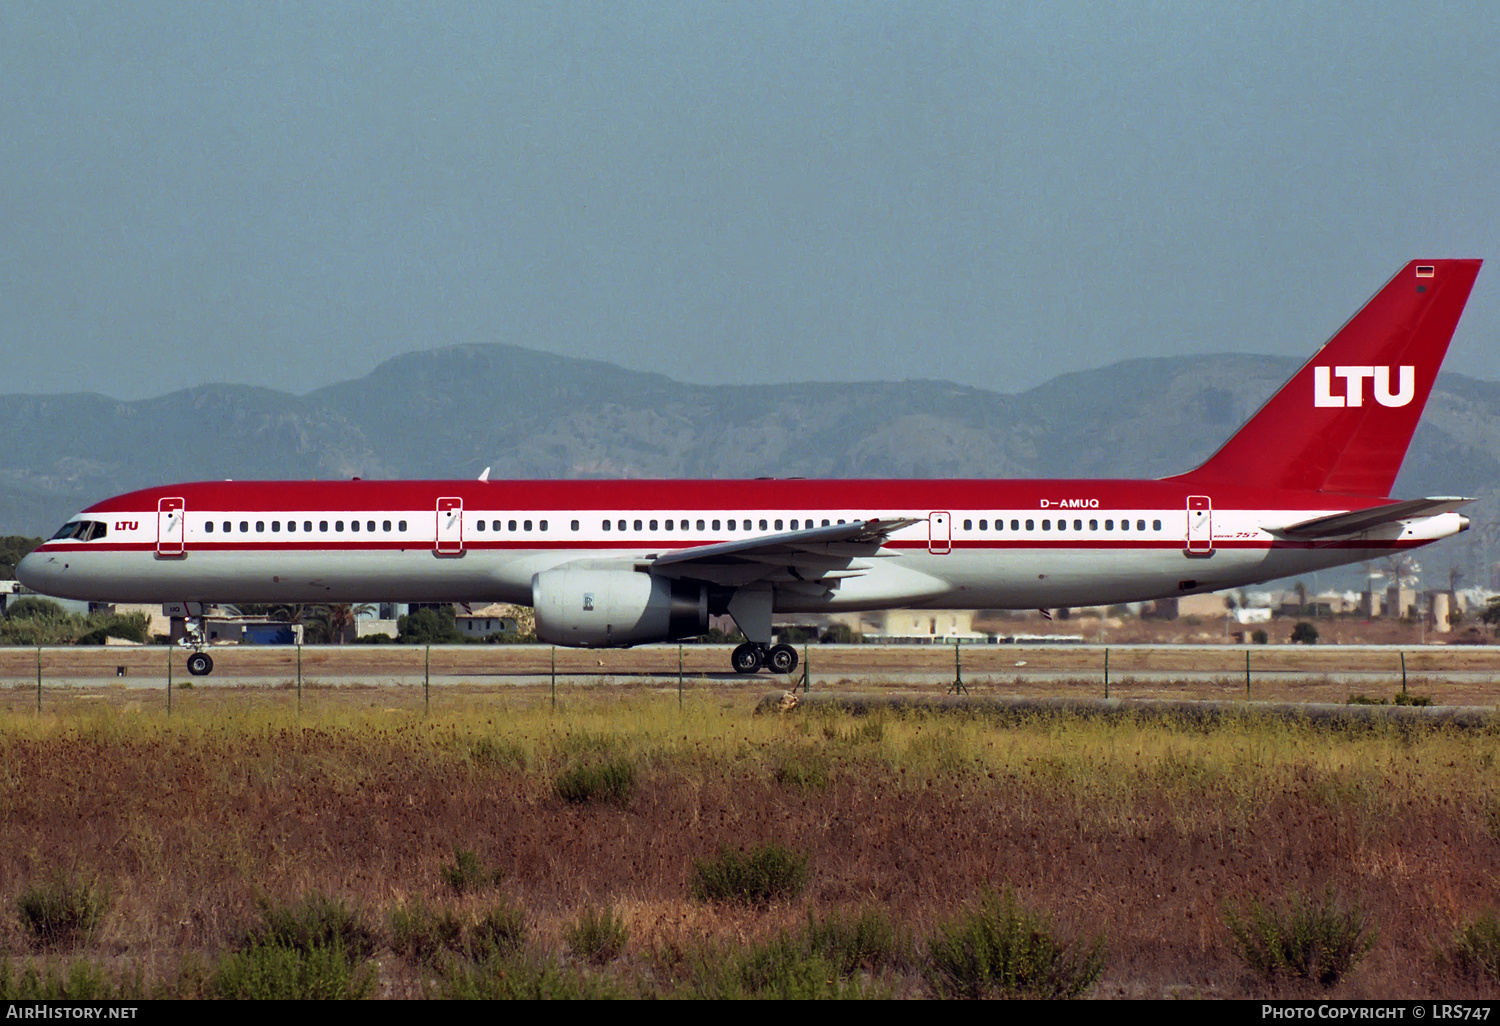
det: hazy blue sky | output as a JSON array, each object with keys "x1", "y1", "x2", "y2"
[{"x1": 3, "y1": 1, "x2": 1496, "y2": 400}]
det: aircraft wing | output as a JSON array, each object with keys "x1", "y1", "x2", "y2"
[
  {"x1": 1276, "y1": 497, "x2": 1473, "y2": 538},
  {"x1": 649, "y1": 518, "x2": 920, "y2": 592}
]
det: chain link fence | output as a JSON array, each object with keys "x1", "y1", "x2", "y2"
[{"x1": 2, "y1": 641, "x2": 1499, "y2": 714}]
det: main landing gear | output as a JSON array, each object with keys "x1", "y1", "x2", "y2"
[
  {"x1": 180, "y1": 616, "x2": 215, "y2": 676},
  {"x1": 731, "y1": 642, "x2": 799, "y2": 675}
]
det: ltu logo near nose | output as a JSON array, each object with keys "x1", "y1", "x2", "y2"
[{"x1": 1313, "y1": 365, "x2": 1415, "y2": 407}]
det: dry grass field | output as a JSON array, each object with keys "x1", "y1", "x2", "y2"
[{"x1": 3, "y1": 676, "x2": 1500, "y2": 999}]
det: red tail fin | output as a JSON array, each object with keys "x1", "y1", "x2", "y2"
[{"x1": 1171, "y1": 259, "x2": 1482, "y2": 497}]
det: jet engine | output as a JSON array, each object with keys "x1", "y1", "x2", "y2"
[{"x1": 532, "y1": 567, "x2": 708, "y2": 647}]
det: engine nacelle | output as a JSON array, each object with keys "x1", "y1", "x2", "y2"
[{"x1": 532, "y1": 567, "x2": 708, "y2": 647}]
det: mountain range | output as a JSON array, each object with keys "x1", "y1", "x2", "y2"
[{"x1": 3, "y1": 344, "x2": 1497, "y2": 584}]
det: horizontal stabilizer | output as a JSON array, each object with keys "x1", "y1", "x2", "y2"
[{"x1": 1277, "y1": 497, "x2": 1472, "y2": 538}]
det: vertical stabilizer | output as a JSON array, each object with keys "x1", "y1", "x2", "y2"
[{"x1": 1170, "y1": 259, "x2": 1481, "y2": 496}]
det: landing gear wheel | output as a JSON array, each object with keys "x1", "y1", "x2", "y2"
[
  {"x1": 730, "y1": 643, "x2": 764, "y2": 674},
  {"x1": 767, "y1": 644, "x2": 799, "y2": 675},
  {"x1": 186, "y1": 652, "x2": 214, "y2": 677}
]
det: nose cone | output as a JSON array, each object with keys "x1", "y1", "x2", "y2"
[{"x1": 16, "y1": 549, "x2": 63, "y2": 597}]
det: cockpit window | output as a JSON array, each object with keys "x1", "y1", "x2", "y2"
[{"x1": 50, "y1": 520, "x2": 107, "y2": 541}]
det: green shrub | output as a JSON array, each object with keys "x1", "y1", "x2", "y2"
[
  {"x1": 1291, "y1": 622, "x2": 1319, "y2": 645},
  {"x1": 1346, "y1": 694, "x2": 1387, "y2": 706},
  {"x1": 439, "y1": 955, "x2": 623, "y2": 999},
  {"x1": 14, "y1": 874, "x2": 109, "y2": 950},
  {"x1": 441, "y1": 847, "x2": 504, "y2": 894},
  {"x1": 389, "y1": 901, "x2": 465, "y2": 964},
  {"x1": 211, "y1": 942, "x2": 377, "y2": 1000},
  {"x1": 925, "y1": 885, "x2": 1105, "y2": 999},
  {"x1": 1394, "y1": 692, "x2": 1433, "y2": 707},
  {"x1": 470, "y1": 737, "x2": 527, "y2": 771},
  {"x1": 1451, "y1": 910, "x2": 1500, "y2": 980},
  {"x1": 565, "y1": 904, "x2": 628, "y2": 963},
  {"x1": 690, "y1": 843, "x2": 809, "y2": 905},
  {"x1": 804, "y1": 907, "x2": 906, "y2": 975},
  {"x1": 247, "y1": 892, "x2": 377, "y2": 961},
  {"x1": 554, "y1": 757, "x2": 637, "y2": 806},
  {"x1": 469, "y1": 902, "x2": 528, "y2": 961},
  {"x1": 0, "y1": 959, "x2": 143, "y2": 1000},
  {"x1": 1224, "y1": 888, "x2": 1375, "y2": 986},
  {"x1": 773, "y1": 751, "x2": 829, "y2": 792}
]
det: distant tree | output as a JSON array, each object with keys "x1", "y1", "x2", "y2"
[
  {"x1": 1251, "y1": 629, "x2": 1269, "y2": 645},
  {"x1": 397, "y1": 606, "x2": 463, "y2": 645},
  {"x1": 1291, "y1": 621, "x2": 1319, "y2": 645},
  {"x1": 5, "y1": 597, "x2": 67, "y2": 620},
  {"x1": 819, "y1": 623, "x2": 861, "y2": 645},
  {"x1": 0, "y1": 537, "x2": 44, "y2": 580},
  {"x1": 1482, "y1": 597, "x2": 1500, "y2": 631}
]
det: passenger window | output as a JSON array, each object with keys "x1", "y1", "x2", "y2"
[
  {"x1": 540, "y1": 520, "x2": 548, "y2": 531},
  {"x1": 665, "y1": 519, "x2": 674, "y2": 530},
  {"x1": 570, "y1": 520, "x2": 579, "y2": 531},
  {"x1": 336, "y1": 520, "x2": 345, "y2": 531},
  {"x1": 1025, "y1": 519, "x2": 1033, "y2": 530},
  {"x1": 822, "y1": 519, "x2": 830, "y2": 527},
  {"x1": 712, "y1": 519, "x2": 721, "y2": 530},
  {"x1": 774, "y1": 519, "x2": 783, "y2": 530},
  {"x1": 205, "y1": 522, "x2": 214, "y2": 533},
  {"x1": 978, "y1": 519, "x2": 987, "y2": 530},
  {"x1": 383, "y1": 520, "x2": 392, "y2": 532},
  {"x1": 1138, "y1": 519, "x2": 1147, "y2": 531},
  {"x1": 256, "y1": 521, "x2": 265, "y2": 532},
  {"x1": 1105, "y1": 519, "x2": 1114, "y2": 530},
  {"x1": 1056, "y1": 520, "x2": 1065, "y2": 531},
  {"x1": 1074, "y1": 519, "x2": 1082, "y2": 531},
  {"x1": 1121, "y1": 520, "x2": 1130, "y2": 531},
  {"x1": 224, "y1": 521, "x2": 232, "y2": 533},
  {"x1": 697, "y1": 519, "x2": 706, "y2": 531},
  {"x1": 350, "y1": 520, "x2": 360, "y2": 532},
  {"x1": 602, "y1": 520, "x2": 611, "y2": 531},
  {"x1": 1152, "y1": 519, "x2": 1161, "y2": 531},
  {"x1": 319, "y1": 521, "x2": 328, "y2": 532},
  {"x1": 367, "y1": 520, "x2": 375, "y2": 532},
  {"x1": 791, "y1": 519, "x2": 799, "y2": 530},
  {"x1": 398, "y1": 520, "x2": 406, "y2": 531},
  {"x1": 617, "y1": 520, "x2": 626, "y2": 531},
  {"x1": 1089, "y1": 519, "x2": 1097, "y2": 530},
  {"x1": 650, "y1": 520, "x2": 658, "y2": 531},
  {"x1": 286, "y1": 521, "x2": 295, "y2": 533},
  {"x1": 727, "y1": 519, "x2": 735, "y2": 530},
  {"x1": 526, "y1": 520, "x2": 534, "y2": 531},
  {"x1": 271, "y1": 521, "x2": 281, "y2": 532},
  {"x1": 963, "y1": 519, "x2": 972, "y2": 530},
  {"x1": 476, "y1": 520, "x2": 486, "y2": 532},
  {"x1": 759, "y1": 519, "x2": 768, "y2": 530},
  {"x1": 632, "y1": 520, "x2": 640, "y2": 531},
  {"x1": 241, "y1": 521, "x2": 250, "y2": 533}
]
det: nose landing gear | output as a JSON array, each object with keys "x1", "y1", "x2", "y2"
[{"x1": 730, "y1": 642, "x2": 799, "y2": 675}]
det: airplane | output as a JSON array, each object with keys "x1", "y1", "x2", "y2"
[{"x1": 17, "y1": 259, "x2": 1482, "y2": 677}]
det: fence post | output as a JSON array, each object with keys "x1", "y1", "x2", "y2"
[
  {"x1": 1104, "y1": 648, "x2": 1109, "y2": 699},
  {"x1": 1400, "y1": 651, "x2": 1407, "y2": 695},
  {"x1": 424, "y1": 645, "x2": 430, "y2": 715},
  {"x1": 1245, "y1": 650, "x2": 1251, "y2": 697},
  {"x1": 36, "y1": 647, "x2": 42, "y2": 714},
  {"x1": 296, "y1": 642, "x2": 303, "y2": 716},
  {"x1": 948, "y1": 640, "x2": 967, "y2": 695},
  {"x1": 551, "y1": 645, "x2": 557, "y2": 711},
  {"x1": 802, "y1": 643, "x2": 809, "y2": 694},
  {"x1": 166, "y1": 646, "x2": 172, "y2": 716},
  {"x1": 678, "y1": 644, "x2": 683, "y2": 708}
]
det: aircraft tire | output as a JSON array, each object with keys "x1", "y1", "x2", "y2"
[
  {"x1": 768, "y1": 644, "x2": 798, "y2": 675},
  {"x1": 730, "y1": 643, "x2": 763, "y2": 674},
  {"x1": 186, "y1": 652, "x2": 214, "y2": 676}
]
